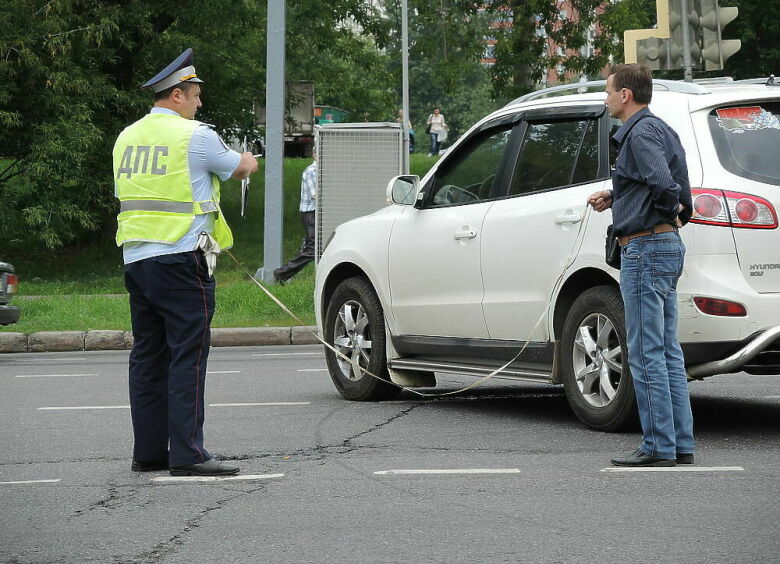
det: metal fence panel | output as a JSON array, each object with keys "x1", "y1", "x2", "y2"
[{"x1": 315, "y1": 123, "x2": 403, "y2": 261}]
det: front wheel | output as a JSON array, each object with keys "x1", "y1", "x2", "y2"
[
  {"x1": 323, "y1": 276, "x2": 399, "y2": 401},
  {"x1": 560, "y1": 285, "x2": 637, "y2": 431}
]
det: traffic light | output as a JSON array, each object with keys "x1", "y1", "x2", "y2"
[
  {"x1": 625, "y1": 0, "x2": 741, "y2": 73},
  {"x1": 667, "y1": 0, "x2": 700, "y2": 70},
  {"x1": 699, "y1": 0, "x2": 741, "y2": 70}
]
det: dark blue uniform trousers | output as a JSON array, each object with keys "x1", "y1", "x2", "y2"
[{"x1": 124, "y1": 251, "x2": 214, "y2": 467}]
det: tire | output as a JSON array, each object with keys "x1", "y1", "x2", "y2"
[
  {"x1": 323, "y1": 276, "x2": 399, "y2": 401},
  {"x1": 560, "y1": 285, "x2": 638, "y2": 432}
]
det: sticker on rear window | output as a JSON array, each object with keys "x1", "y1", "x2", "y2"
[{"x1": 715, "y1": 106, "x2": 780, "y2": 133}]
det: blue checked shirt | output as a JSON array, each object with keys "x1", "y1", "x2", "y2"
[
  {"x1": 609, "y1": 107, "x2": 693, "y2": 237},
  {"x1": 300, "y1": 161, "x2": 317, "y2": 212}
]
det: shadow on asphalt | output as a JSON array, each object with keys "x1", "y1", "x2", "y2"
[{"x1": 388, "y1": 381, "x2": 780, "y2": 436}]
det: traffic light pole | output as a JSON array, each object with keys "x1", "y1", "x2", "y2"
[{"x1": 680, "y1": 0, "x2": 693, "y2": 82}]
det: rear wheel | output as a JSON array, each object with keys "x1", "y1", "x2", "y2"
[
  {"x1": 324, "y1": 277, "x2": 399, "y2": 401},
  {"x1": 560, "y1": 285, "x2": 637, "y2": 431}
]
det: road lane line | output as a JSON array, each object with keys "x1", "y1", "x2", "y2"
[
  {"x1": 374, "y1": 469, "x2": 522, "y2": 475},
  {"x1": 152, "y1": 473, "x2": 284, "y2": 483},
  {"x1": 766, "y1": 396, "x2": 780, "y2": 399},
  {"x1": 297, "y1": 368, "x2": 328, "y2": 372},
  {"x1": 206, "y1": 371, "x2": 241, "y2": 374},
  {"x1": 601, "y1": 466, "x2": 744, "y2": 473},
  {"x1": 0, "y1": 479, "x2": 61, "y2": 485},
  {"x1": 11, "y1": 357, "x2": 88, "y2": 362},
  {"x1": 38, "y1": 405, "x2": 130, "y2": 410},
  {"x1": 38, "y1": 402, "x2": 310, "y2": 410},
  {"x1": 16, "y1": 374, "x2": 100, "y2": 378},
  {"x1": 208, "y1": 402, "x2": 311, "y2": 407},
  {"x1": 250, "y1": 352, "x2": 323, "y2": 357}
]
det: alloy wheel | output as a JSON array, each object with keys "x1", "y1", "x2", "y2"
[
  {"x1": 572, "y1": 312, "x2": 624, "y2": 408},
  {"x1": 332, "y1": 299, "x2": 373, "y2": 381}
]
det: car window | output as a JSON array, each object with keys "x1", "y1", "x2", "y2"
[
  {"x1": 429, "y1": 127, "x2": 513, "y2": 207},
  {"x1": 510, "y1": 118, "x2": 598, "y2": 196},
  {"x1": 608, "y1": 117, "x2": 621, "y2": 169},
  {"x1": 708, "y1": 101, "x2": 780, "y2": 187},
  {"x1": 571, "y1": 119, "x2": 599, "y2": 184}
]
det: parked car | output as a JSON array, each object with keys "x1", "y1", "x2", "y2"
[
  {"x1": 0, "y1": 261, "x2": 20, "y2": 326},
  {"x1": 315, "y1": 77, "x2": 780, "y2": 431}
]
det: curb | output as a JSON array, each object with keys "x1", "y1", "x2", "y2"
[{"x1": 0, "y1": 326, "x2": 321, "y2": 354}]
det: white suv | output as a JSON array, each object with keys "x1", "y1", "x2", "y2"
[{"x1": 314, "y1": 78, "x2": 780, "y2": 431}]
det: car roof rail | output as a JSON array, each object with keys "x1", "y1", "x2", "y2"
[
  {"x1": 733, "y1": 75, "x2": 780, "y2": 87},
  {"x1": 505, "y1": 78, "x2": 709, "y2": 107}
]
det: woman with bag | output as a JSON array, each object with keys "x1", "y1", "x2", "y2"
[{"x1": 426, "y1": 108, "x2": 447, "y2": 155}]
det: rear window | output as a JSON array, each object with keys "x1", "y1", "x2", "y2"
[{"x1": 708, "y1": 101, "x2": 780, "y2": 186}]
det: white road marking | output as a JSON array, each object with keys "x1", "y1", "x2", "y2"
[
  {"x1": 0, "y1": 479, "x2": 61, "y2": 485},
  {"x1": 38, "y1": 405, "x2": 129, "y2": 410},
  {"x1": 39, "y1": 402, "x2": 310, "y2": 410},
  {"x1": 208, "y1": 402, "x2": 311, "y2": 407},
  {"x1": 250, "y1": 352, "x2": 323, "y2": 357},
  {"x1": 766, "y1": 396, "x2": 780, "y2": 399},
  {"x1": 601, "y1": 466, "x2": 744, "y2": 473},
  {"x1": 16, "y1": 374, "x2": 100, "y2": 378},
  {"x1": 206, "y1": 370, "x2": 241, "y2": 374},
  {"x1": 12, "y1": 357, "x2": 88, "y2": 362},
  {"x1": 152, "y1": 473, "x2": 284, "y2": 483},
  {"x1": 374, "y1": 469, "x2": 522, "y2": 475},
  {"x1": 297, "y1": 368, "x2": 328, "y2": 372}
]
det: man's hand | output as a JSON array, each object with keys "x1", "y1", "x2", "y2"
[
  {"x1": 231, "y1": 152, "x2": 259, "y2": 180},
  {"x1": 587, "y1": 190, "x2": 613, "y2": 212}
]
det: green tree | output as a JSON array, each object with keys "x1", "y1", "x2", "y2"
[
  {"x1": 721, "y1": 0, "x2": 780, "y2": 80},
  {"x1": 486, "y1": 0, "x2": 656, "y2": 100}
]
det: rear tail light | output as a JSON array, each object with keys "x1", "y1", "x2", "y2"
[
  {"x1": 693, "y1": 297, "x2": 747, "y2": 317},
  {"x1": 6, "y1": 274, "x2": 18, "y2": 295},
  {"x1": 690, "y1": 189, "x2": 777, "y2": 229}
]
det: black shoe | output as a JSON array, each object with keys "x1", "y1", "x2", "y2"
[
  {"x1": 677, "y1": 453, "x2": 695, "y2": 465},
  {"x1": 611, "y1": 448, "x2": 676, "y2": 467},
  {"x1": 131, "y1": 459, "x2": 169, "y2": 472},
  {"x1": 169, "y1": 458, "x2": 239, "y2": 476}
]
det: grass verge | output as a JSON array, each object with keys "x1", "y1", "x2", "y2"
[{"x1": 2, "y1": 154, "x2": 438, "y2": 333}]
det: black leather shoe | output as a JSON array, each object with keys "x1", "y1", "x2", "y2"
[
  {"x1": 131, "y1": 459, "x2": 169, "y2": 472},
  {"x1": 611, "y1": 448, "x2": 676, "y2": 467},
  {"x1": 677, "y1": 453, "x2": 694, "y2": 465},
  {"x1": 169, "y1": 458, "x2": 239, "y2": 476}
]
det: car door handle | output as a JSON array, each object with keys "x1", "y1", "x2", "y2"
[
  {"x1": 453, "y1": 229, "x2": 478, "y2": 240},
  {"x1": 555, "y1": 214, "x2": 582, "y2": 225}
]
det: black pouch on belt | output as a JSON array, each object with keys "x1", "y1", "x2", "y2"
[{"x1": 605, "y1": 224, "x2": 621, "y2": 270}]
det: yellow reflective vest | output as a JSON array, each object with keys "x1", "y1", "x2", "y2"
[{"x1": 113, "y1": 112, "x2": 233, "y2": 249}]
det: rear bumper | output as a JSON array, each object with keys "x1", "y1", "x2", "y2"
[
  {"x1": 687, "y1": 325, "x2": 780, "y2": 378},
  {"x1": 0, "y1": 304, "x2": 20, "y2": 326}
]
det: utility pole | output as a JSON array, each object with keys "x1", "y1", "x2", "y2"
[
  {"x1": 256, "y1": 0, "x2": 285, "y2": 282},
  {"x1": 680, "y1": 0, "x2": 694, "y2": 82},
  {"x1": 401, "y1": 0, "x2": 410, "y2": 173}
]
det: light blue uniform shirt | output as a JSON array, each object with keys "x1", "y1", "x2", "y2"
[
  {"x1": 120, "y1": 107, "x2": 241, "y2": 264},
  {"x1": 300, "y1": 162, "x2": 317, "y2": 212}
]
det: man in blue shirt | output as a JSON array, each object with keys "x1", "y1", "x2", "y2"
[
  {"x1": 116, "y1": 49, "x2": 258, "y2": 477},
  {"x1": 273, "y1": 148, "x2": 317, "y2": 283},
  {"x1": 587, "y1": 64, "x2": 695, "y2": 467}
]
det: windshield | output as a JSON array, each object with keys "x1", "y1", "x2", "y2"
[{"x1": 708, "y1": 101, "x2": 780, "y2": 186}]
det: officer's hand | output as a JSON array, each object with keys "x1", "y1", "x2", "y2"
[
  {"x1": 587, "y1": 190, "x2": 612, "y2": 212},
  {"x1": 232, "y1": 152, "x2": 259, "y2": 179}
]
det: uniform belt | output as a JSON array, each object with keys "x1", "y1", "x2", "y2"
[{"x1": 618, "y1": 223, "x2": 676, "y2": 247}]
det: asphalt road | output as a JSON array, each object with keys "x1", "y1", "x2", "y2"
[{"x1": 1, "y1": 345, "x2": 779, "y2": 564}]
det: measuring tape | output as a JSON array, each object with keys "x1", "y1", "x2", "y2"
[{"x1": 224, "y1": 203, "x2": 592, "y2": 398}]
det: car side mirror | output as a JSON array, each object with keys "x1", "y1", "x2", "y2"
[{"x1": 386, "y1": 175, "x2": 420, "y2": 205}]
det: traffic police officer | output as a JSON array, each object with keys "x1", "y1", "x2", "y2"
[{"x1": 113, "y1": 49, "x2": 258, "y2": 476}]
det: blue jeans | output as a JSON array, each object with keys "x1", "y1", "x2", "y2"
[
  {"x1": 429, "y1": 132, "x2": 439, "y2": 154},
  {"x1": 620, "y1": 231, "x2": 694, "y2": 459}
]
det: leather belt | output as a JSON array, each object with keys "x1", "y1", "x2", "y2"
[{"x1": 618, "y1": 223, "x2": 676, "y2": 247}]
